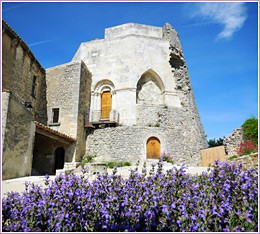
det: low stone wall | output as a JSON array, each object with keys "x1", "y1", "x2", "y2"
[{"x1": 229, "y1": 153, "x2": 258, "y2": 170}]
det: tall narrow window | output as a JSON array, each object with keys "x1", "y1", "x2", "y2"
[
  {"x1": 52, "y1": 108, "x2": 59, "y2": 123},
  {"x1": 31, "y1": 76, "x2": 37, "y2": 98}
]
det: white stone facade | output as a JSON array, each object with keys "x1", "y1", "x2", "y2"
[
  {"x1": 46, "y1": 23, "x2": 207, "y2": 166},
  {"x1": 72, "y1": 23, "x2": 182, "y2": 126}
]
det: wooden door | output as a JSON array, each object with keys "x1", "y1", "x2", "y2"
[
  {"x1": 147, "y1": 137, "x2": 160, "y2": 159},
  {"x1": 101, "y1": 91, "x2": 112, "y2": 119}
]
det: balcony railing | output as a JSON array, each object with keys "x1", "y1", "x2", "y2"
[{"x1": 86, "y1": 110, "x2": 119, "y2": 128}]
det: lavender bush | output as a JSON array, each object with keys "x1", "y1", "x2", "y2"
[{"x1": 2, "y1": 161, "x2": 258, "y2": 232}]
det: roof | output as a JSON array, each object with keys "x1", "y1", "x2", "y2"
[
  {"x1": 34, "y1": 121, "x2": 76, "y2": 143},
  {"x1": 2, "y1": 20, "x2": 45, "y2": 74}
]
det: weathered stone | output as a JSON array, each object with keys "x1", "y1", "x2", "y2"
[
  {"x1": 229, "y1": 153, "x2": 258, "y2": 170},
  {"x1": 69, "y1": 23, "x2": 207, "y2": 165},
  {"x1": 223, "y1": 128, "x2": 243, "y2": 156}
]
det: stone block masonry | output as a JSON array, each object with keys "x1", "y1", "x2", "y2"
[
  {"x1": 49, "y1": 22, "x2": 208, "y2": 166},
  {"x1": 86, "y1": 105, "x2": 206, "y2": 166},
  {"x1": 46, "y1": 61, "x2": 92, "y2": 162}
]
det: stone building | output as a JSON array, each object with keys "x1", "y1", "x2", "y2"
[
  {"x1": 47, "y1": 23, "x2": 207, "y2": 166},
  {"x1": 2, "y1": 21, "x2": 207, "y2": 180},
  {"x1": 1, "y1": 20, "x2": 75, "y2": 179}
]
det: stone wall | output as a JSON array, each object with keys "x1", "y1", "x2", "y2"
[
  {"x1": 46, "y1": 61, "x2": 92, "y2": 161},
  {"x1": 223, "y1": 128, "x2": 243, "y2": 156},
  {"x1": 2, "y1": 20, "x2": 47, "y2": 125},
  {"x1": 2, "y1": 94, "x2": 35, "y2": 180},
  {"x1": 86, "y1": 124, "x2": 205, "y2": 166},
  {"x1": 230, "y1": 153, "x2": 258, "y2": 170},
  {"x1": 2, "y1": 91, "x2": 10, "y2": 145},
  {"x1": 75, "y1": 62, "x2": 92, "y2": 160},
  {"x1": 72, "y1": 23, "x2": 183, "y2": 126}
]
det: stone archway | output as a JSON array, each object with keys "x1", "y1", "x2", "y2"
[
  {"x1": 136, "y1": 69, "x2": 164, "y2": 105},
  {"x1": 146, "y1": 137, "x2": 161, "y2": 159}
]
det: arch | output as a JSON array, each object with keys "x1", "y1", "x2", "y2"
[
  {"x1": 136, "y1": 69, "x2": 165, "y2": 92},
  {"x1": 136, "y1": 69, "x2": 165, "y2": 105},
  {"x1": 54, "y1": 147, "x2": 65, "y2": 170},
  {"x1": 146, "y1": 137, "x2": 161, "y2": 159},
  {"x1": 93, "y1": 79, "x2": 115, "y2": 94}
]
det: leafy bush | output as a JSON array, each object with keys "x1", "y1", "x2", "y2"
[
  {"x1": 2, "y1": 161, "x2": 258, "y2": 232},
  {"x1": 81, "y1": 154, "x2": 96, "y2": 168},
  {"x1": 159, "y1": 152, "x2": 174, "y2": 164},
  {"x1": 107, "y1": 161, "x2": 131, "y2": 169},
  {"x1": 242, "y1": 117, "x2": 258, "y2": 144},
  {"x1": 237, "y1": 140, "x2": 258, "y2": 156}
]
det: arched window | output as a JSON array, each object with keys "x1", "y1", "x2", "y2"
[
  {"x1": 146, "y1": 137, "x2": 161, "y2": 159},
  {"x1": 136, "y1": 69, "x2": 165, "y2": 105},
  {"x1": 91, "y1": 79, "x2": 116, "y2": 122}
]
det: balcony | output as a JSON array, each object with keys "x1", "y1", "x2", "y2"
[{"x1": 85, "y1": 110, "x2": 119, "y2": 128}]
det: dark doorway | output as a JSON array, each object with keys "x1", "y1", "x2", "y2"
[{"x1": 55, "y1": 147, "x2": 65, "y2": 170}]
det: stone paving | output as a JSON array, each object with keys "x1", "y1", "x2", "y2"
[{"x1": 2, "y1": 164, "x2": 209, "y2": 196}]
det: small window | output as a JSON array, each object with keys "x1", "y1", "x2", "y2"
[
  {"x1": 52, "y1": 108, "x2": 59, "y2": 123},
  {"x1": 31, "y1": 76, "x2": 37, "y2": 98}
]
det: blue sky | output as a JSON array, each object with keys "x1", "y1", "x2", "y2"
[{"x1": 2, "y1": 2, "x2": 258, "y2": 141}]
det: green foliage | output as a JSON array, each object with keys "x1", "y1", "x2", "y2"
[
  {"x1": 81, "y1": 154, "x2": 96, "y2": 168},
  {"x1": 207, "y1": 138, "x2": 224, "y2": 148},
  {"x1": 107, "y1": 161, "x2": 131, "y2": 169},
  {"x1": 228, "y1": 155, "x2": 237, "y2": 161},
  {"x1": 242, "y1": 117, "x2": 258, "y2": 145}
]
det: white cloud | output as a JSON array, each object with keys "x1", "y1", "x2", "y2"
[
  {"x1": 28, "y1": 39, "x2": 57, "y2": 47},
  {"x1": 192, "y1": 2, "x2": 247, "y2": 40}
]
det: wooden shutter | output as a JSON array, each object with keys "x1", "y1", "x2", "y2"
[{"x1": 101, "y1": 91, "x2": 112, "y2": 119}]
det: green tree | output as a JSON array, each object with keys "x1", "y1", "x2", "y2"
[
  {"x1": 208, "y1": 138, "x2": 224, "y2": 148},
  {"x1": 241, "y1": 117, "x2": 258, "y2": 144}
]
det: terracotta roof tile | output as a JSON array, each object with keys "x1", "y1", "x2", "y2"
[{"x1": 34, "y1": 121, "x2": 76, "y2": 143}]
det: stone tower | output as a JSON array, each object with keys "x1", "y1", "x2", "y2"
[{"x1": 48, "y1": 22, "x2": 207, "y2": 166}]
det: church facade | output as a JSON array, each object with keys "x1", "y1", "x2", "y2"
[{"x1": 47, "y1": 23, "x2": 207, "y2": 166}]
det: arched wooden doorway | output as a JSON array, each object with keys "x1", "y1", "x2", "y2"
[
  {"x1": 54, "y1": 147, "x2": 65, "y2": 170},
  {"x1": 146, "y1": 137, "x2": 160, "y2": 159},
  {"x1": 101, "y1": 91, "x2": 112, "y2": 119}
]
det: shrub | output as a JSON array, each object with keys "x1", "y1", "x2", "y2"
[
  {"x1": 81, "y1": 154, "x2": 96, "y2": 168},
  {"x1": 2, "y1": 161, "x2": 258, "y2": 232},
  {"x1": 237, "y1": 140, "x2": 258, "y2": 156},
  {"x1": 107, "y1": 161, "x2": 131, "y2": 169},
  {"x1": 159, "y1": 152, "x2": 174, "y2": 164},
  {"x1": 242, "y1": 117, "x2": 258, "y2": 144}
]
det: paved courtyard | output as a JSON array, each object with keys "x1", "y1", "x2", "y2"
[{"x1": 2, "y1": 164, "x2": 209, "y2": 196}]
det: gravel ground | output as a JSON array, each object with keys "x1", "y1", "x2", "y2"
[{"x1": 2, "y1": 165, "x2": 209, "y2": 196}]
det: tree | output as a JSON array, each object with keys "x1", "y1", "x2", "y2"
[
  {"x1": 241, "y1": 117, "x2": 258, "y2": 145},
  {"x1": 208, "y1": 138, "x2": 224, "y2": 148}
]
